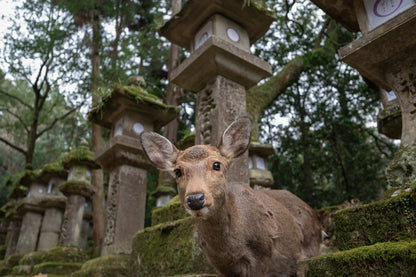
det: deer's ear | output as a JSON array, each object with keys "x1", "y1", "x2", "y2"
[
  {"x1": 140, "y1": 132, "x2": 179, "y2": 171},
  {"x1": 218, "y1": 117, "x2": 252, "y2": 159}
]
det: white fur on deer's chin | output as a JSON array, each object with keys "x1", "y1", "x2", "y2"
[{"x1": 186, "y1": 206, "x2": 211, "y2": 219}]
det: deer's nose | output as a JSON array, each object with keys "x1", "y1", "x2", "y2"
[{"x1": 186, "y1": 193, "x2": 205, "y2": 210}]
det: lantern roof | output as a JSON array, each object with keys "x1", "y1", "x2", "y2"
[
  {"x1": 310, "y1": 0, "x2": 359, "y2": 32},
  {"x1": 159, "y1": 0, "x2": 275, "y2": 50}
]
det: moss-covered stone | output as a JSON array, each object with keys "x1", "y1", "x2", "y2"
[
  {"x1": 304, "y1": 240, "x2": 416, "y2": 277},
  {"x1": 72, "y1": 254, "x2": 129, "y2": 277},
  {"x1": 151, "y1": 195, "x2": 189, "y2": 226},
  {"x1": 130, "y1": 217, "x2": 213, "y2": 277},
  {"x1": 58, "y1": 180, "x2": 95, "y2": 198},
  {"x1": 41, "y1": 246, "x2": 89, "y2": 263},
  {"x1": 40, "y1": 161, "x2": 68, "y2": 180},
  {"x1": 19, "y1": 251, "x2": 46, "y2": 265},
  {"x1": 0, "y1": 245, "x2": 6, "y2": 260},
  {"x1": 332, "y1": 192, "x2": 416, "y2": 251},
  {"x1": 61, "y1": 147, "x2": 100, "y2": 170},
  {"x1": 152, "y1": 185, "x2": 177, "y2": 198},
  {"x1": 0, "y1": 260, "x2": 12, "y2": 276},
  {"x1": 6, "y1": 253, "x2": 24, "y2": 267},
  {"x1": 32, "y1": 262, "x2": 83, "y2": 274}
]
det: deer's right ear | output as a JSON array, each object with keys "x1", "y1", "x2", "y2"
[{"x1": 140, "y1": 132, "x2": 179, "y2": 171}]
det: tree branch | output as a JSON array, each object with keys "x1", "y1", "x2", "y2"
[
  {"x1": 0, "y1": 89, "x2": 32, "y2": 109},
  {"x1": 0, "y1": 108, "x2": 30, "y2": 133},
  {"x1": 0, "y1": 136, "x2": 27, "y2": 156},
  {"x1": 36, "y1": 104, "x2": 81, "y2": 138}
]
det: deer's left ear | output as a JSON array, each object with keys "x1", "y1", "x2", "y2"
[{"x1": 218, "y1": 117, "x2": 252, "y2": 159}]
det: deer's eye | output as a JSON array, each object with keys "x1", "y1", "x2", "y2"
[
  {"x1": 213, "y1": 162, "x2": 221, "y2": 171},
  {"x1": 174, "y1": 168, "x2": 182, "y2": 178}
]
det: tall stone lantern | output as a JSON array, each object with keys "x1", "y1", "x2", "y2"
[
  {"x1": 15, "y1": 170, "x2": 47, "y2": 255},
  {"x1": 159, "y1": 0, "x2": 274, "y2": 185},
  {"x1": 310, "y1": 0, "x2": 416, "y2": 192},
  {"x1": 59, "y1": 145, "x2": 99, "y2": 248},
  {"x1": 89, "y1": 81, "x2": 179, "y2": 255},
  {"x1": 37, "y1": 161, "x2": 68, "y2": 251}
]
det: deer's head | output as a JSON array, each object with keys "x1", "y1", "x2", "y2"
[{"x1": 141, "y1": 117, "x2": 251, "y2": 218}]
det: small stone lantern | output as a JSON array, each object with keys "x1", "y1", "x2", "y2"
[
  {"x1": 59, "y1": 145, "x2": 99, "y2": 249},
  {"x1": 89, "y1": 80, "x2": 179, "y2": 255},
  {"x1": 377, "y1": 89, "x2": 401, "y2": 140},
  {"x1": 15, "y1": 170, "x2": 47, "y2": 255},
  {"x1": 159, "y1": 0, "x2": 274, "y2": 185},
  {"x1": 249, "y1": 142, "x2": 275, "y2": 189},
  {"x1": 37, "y1": 161, "x2": 68, "y2": 251},
  {"x1": 310, "y1": 0, "x2": 416, "y2": 190}
]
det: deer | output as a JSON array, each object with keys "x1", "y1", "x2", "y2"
[{"x1": 140, "y1": 117, "x2": 322, "y2": 277}]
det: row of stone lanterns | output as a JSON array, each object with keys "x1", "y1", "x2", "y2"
[{"x1": 0, "y1": 145, "x2": 99, "y2": 258}]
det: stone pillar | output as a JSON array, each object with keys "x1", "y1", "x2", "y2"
[
  {"x1": 159, "y1": 0, "x2": 274, "y2": 185},
  {"x1": 59, "y1": 146, "x2": 98, "y2": 248},
  {"x1": 15, "y1": 174, "x2": 47, "y2": 255},
  {"x1": 89, "y1": 80, "x2": 179, "y2": 255}
]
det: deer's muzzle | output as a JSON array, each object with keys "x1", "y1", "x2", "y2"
[{"x1": 186, "y1": 193, "x2": 205, "y2": 210}]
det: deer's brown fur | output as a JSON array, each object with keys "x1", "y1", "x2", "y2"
[{"x1": 141, "y1": 117, "x2": 321, "y2": 277}]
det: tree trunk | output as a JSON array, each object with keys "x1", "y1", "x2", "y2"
[{"x1": 91, "y1": 10, "x2": 106, "y2": 253}]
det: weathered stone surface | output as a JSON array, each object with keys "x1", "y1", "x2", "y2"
[
  {"x1": 102, "y1": 165, "x2": 147, "y2": 255},
  {"x1": 385, "y1": 143, "x2": 416, "y2": 189},
  {"x1": 249, "y1": 168, "x2": 273, "y2": 187},
  {"x1": 195, "y1": 76, "x2": 249, "y2": 185},
  {"x1": 151, "y1": 196, "x2": 189, "y2": 226},
  {"x1": 15, "y1": 209, "x2": 43, "y2": 255},
  {"x1": 4, "y1": 215, "x2": 21, "y2": 258},
  {"x1": 37, "y1": 206, "x2": 64, "y2": 251},
  {"x1": 60, "y1": 194, "x2": 87, "y2": 248}
]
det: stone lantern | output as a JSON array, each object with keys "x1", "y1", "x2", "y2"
[
  {"x1": 15, "y1": 170, "x2": 47, "y2": 255},
  {"x1": 310, "y1": 0, "x2": 416, "y2": 191},
  {"x1": 89, "y1": 80, "x2": 179, "y2": 255},
  {"x1": 159, "y1": 0, "x2": 274, "y2": 185},
  {"x1": 248, "y1": 142, "x2": 275, "y2": 189},
  {"x1": 2, "y1": 173, "x2": 29, "y2": 257},
  {"x1": 36, "y1": 161, "x2": 68, "y2": 251},
  {"x1": 59, "y1": 145, "x2": 99, "y2": 249},
  {"x1": 377, "y1": 89, "x2": 401, "y2": 140}
]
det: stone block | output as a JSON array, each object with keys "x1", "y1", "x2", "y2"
[
  {"x1": 332, "y1": 192, "x2": 416, "y2": 251},
  {"x1": 301, "y1": 240, "x2": 416, "y2": 277},
  {"x1": 130, "y1": 217, "x2": 214, "y2": 277}
]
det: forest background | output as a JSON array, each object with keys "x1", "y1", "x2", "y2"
[{"x1": 0, "y1": 0, "x2": 398, "y2": 230}]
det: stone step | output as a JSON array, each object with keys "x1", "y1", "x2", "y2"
[
  {"x1": 298, "y1": 240, "x2": 416, "y2": 277},
  {"x1": 331, "y1": 191, "x2": 416, "y2": 251},
  {"x1": 72, "y1": 254, "x2": 129, "y2": 277},
  {"x1": 151, "y1": 195, "x2": 189, "y2": 226}
]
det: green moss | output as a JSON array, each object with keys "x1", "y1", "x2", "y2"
[
  {"x1": 61, "y1": 147, "x2": 100, "y2": 170},
  {"x1": 4, "y1": 170, "x2": 37, "y2": 188},
  {"x1": 32, "y1": 262, "x2": 83, "y2": 274},
  {"x1": 0, "y1": 260, "x2": 11, "y2": 276},
  {"x1": 59, "y1": 180, "x2": 95, "y2": 198},
  {"x1": 152, "y1": 185, "x2": 177, "y2": 198},
  {"x1": 40, "y1": 161, "x2": 68, "y2": 179},
  {"x1": 151, "y1": 195, "x2": 189, "y2": 226},
  {"x1": 72, "y1": 254, "x2": 129, "y2": 277},
  {"x1": 333, "y1": 192, "x2": 416, "y2": 251},
  {"x1": 6, "y1": 253, "x2": 24, "y2": 267},
  {"x1": 42, "y1": 246, "x2": 89, "y2": 263},
  {"x1": 176, "y1": 133, "x2": 195, "y2": 150},
  {"x1": 305, "y1": 240, "x2": 416, "y2": 277},
  {"x1": 19, "y1": 251, "x2": 46, "y2": 265},
  {"x1": 130, "y1": 217, "x2": 213, "y2": 277},
  {"x1": 386, "y1": 143, "x2": 416, "y2": 189},
  {"x1": 0, "y1": 245, "x2": 6, "y2": 260}
]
